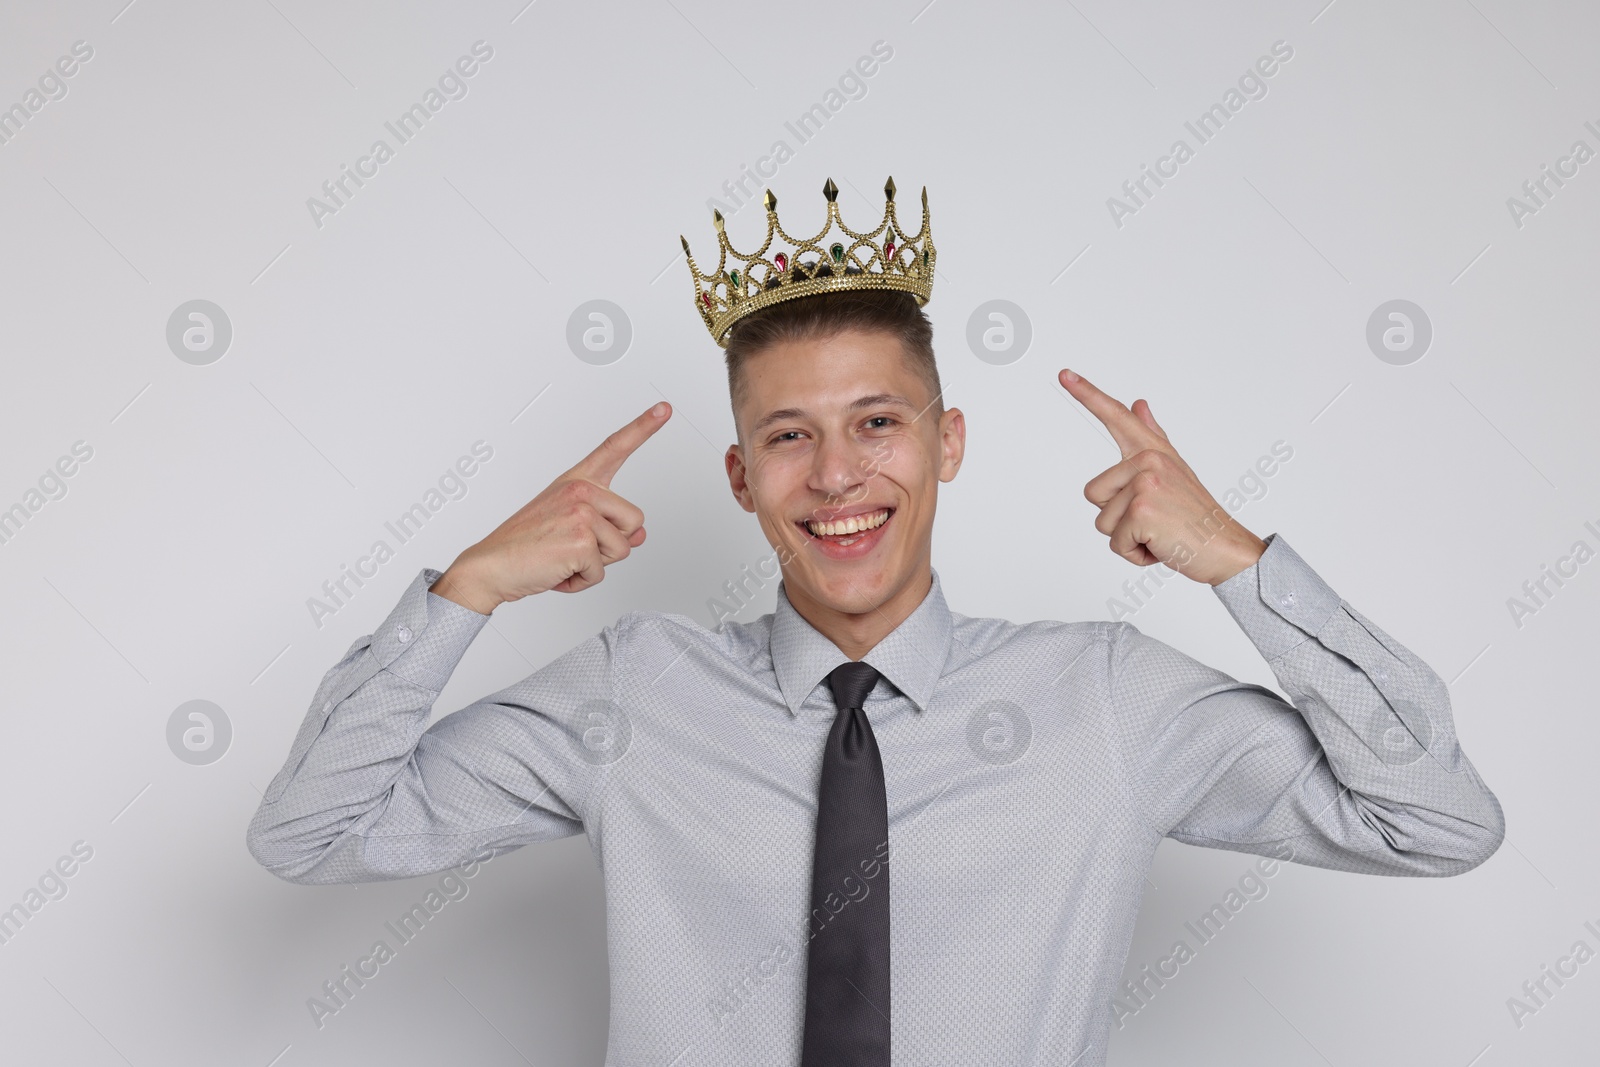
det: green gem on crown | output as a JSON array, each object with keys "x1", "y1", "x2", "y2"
[{"x1": 829, "y1": 243, "x2": 844, "y2": 263}]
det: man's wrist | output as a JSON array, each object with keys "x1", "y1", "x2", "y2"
[
  {"x1": 1206, "y1": 532, "x2": 1269, "y2": 586},
  {"x1": 429, "y1": 564, "x2": 501, "y2": 616}
]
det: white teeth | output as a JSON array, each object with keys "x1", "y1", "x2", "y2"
[{"x1": 805, "y1": 508, "x2": 890, "y2": 538}]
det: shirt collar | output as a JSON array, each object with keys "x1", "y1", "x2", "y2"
[{"x1": 770, "y1": 567, "x2": 953, "y2": 718}]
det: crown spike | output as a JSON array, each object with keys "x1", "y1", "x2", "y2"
[
  {"x1": 680, "y1": 235, "x2": 690, "y2": 254},
  {"x1": 823, "y1": 177, "x2": 839, "y2": 202},
  {"x1": 763, "y1": 188, "x2": 777, "y2": 212},
  {"x1": 712, "y1": 209, "x2": 725, "y2": 232},
  {"x1": 884, "y1": 176, "x2": 896, "y2": 202}
]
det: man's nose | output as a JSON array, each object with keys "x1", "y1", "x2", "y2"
[{"x1": 809, "y1": 433, "x2": 871, "y2": 500}]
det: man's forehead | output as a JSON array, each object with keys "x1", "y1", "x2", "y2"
[{"x1": 742, "y1": 333, "x2": 920, "y2": 395}]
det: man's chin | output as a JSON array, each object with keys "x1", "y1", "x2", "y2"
[{"x1": 790, "y1": 553, "x2": 899, "y2": 613}]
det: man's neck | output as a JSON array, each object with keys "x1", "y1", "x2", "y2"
[{"x1": 785, "y1": 566, "x2": 934, "y2": 662}]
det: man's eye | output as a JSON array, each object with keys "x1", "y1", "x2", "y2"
[
  {"x1": 772, "y1": 431, "x2": 803, "y2": 443},
  {"x1": 866, "y1": 417, "x2": 896, "y2": 429}
]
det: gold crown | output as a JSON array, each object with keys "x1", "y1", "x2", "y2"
[{"x1": 681, "y1": 176, "x2": 936, "y2": 347}]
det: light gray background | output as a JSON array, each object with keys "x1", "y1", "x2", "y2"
[{"x1": 1, "y1": 0, "x2": 1594, "y2": 1063}]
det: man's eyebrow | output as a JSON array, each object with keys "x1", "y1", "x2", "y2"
[{"x1": 751, "y1": 394, "x2": 917, "y2": 436}]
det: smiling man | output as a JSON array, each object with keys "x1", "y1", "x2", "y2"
[{"x1": 246, "y1": 178, "x2": 1504, "y2": 1066}]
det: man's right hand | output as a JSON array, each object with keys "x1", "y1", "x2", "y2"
[{"x1": 429, "y1": 402, "x2": 672, "y2": 614}]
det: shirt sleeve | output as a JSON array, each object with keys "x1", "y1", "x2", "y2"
[
  {"x1": 1107, "y1": 533, "x2": 1505, "y2": 876},
  {"x1": 245, "y1": 566, "x2": 626, "y2": 885}
]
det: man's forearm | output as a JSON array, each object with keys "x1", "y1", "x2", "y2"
[
  {"x1": 1207, "y1": 534, "x2": 1504, "y2": 872},
  {"x1": 246, "y1": 567, "x2": 491, "y2": 883}
]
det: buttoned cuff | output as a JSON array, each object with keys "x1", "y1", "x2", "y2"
[
  {"x1": 1211, "y1": 534, "x2": 1342, "y2": 661},
  {"x1": 369, "y1": 567, "x2": 492, "y2": 692}
]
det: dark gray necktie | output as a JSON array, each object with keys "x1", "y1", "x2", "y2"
[{"x1": 800, "y1": 660, "x2": 891, "y2": 1066}]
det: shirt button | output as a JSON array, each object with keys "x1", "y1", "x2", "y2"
[
  {"x1": 1277, "y1": 591, "x2": 1296, "y2": 611},
  {"x1": 396, "y1": 625, "x2": 413, "y2": 643}
]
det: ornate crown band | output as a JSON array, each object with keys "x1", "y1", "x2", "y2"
[{"x1": 681, "y1": 176, "x2": 936, "y2": 348}]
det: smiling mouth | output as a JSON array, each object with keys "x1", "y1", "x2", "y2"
[{"x1": 799, "y1": 507, "x2": 894, "y2": 545}]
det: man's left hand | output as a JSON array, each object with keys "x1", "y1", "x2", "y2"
[{"x1": 1059, "y1": 368, "x2": 1267, "y2": 587}]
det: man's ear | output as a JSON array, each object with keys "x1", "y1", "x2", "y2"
[
  {"x1": 938, "y1": 407, "x2": 966, "y2": 483},
  {"x1": 726, "y1": 443, "x2": 757, "y2": 513}
]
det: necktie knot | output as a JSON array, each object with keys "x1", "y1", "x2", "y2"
[{"x1": 826, "y1": 660, "x2": 880, "y2": 713}]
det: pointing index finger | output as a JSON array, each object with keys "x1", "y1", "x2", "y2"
[
  {"x1": 1059, "y1": 368, "x2": 1151, "y2": 459},
  {"x1": 572, "y1": 402, "x2": 672, "y2": 487}
]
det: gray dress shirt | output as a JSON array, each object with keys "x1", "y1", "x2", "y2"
[{"x1": 246, "y1": 532, "x2": 1504, "y2": 1066}]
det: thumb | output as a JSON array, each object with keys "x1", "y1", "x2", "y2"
[{"x1": 1133, "y1": 399, "x2": 1168, "y2": 440}]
